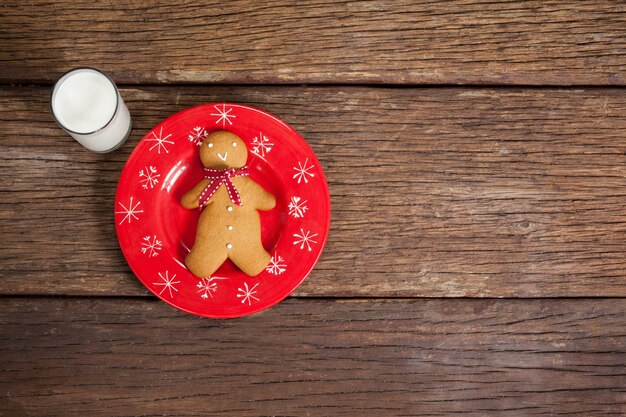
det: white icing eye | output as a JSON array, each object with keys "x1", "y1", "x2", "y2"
[
  {"x1": 232, "y1": 142, "x2": 237, "y2": 147},
  {"x1": 207, "y1": 143, "x2": 213, "y2": 148}
]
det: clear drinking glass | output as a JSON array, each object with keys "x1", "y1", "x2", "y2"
[{"x1": 51, "y1": 68, "x2": 132, "y2": 152}]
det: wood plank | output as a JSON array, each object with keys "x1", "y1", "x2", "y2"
[
  {"x1": 2, "y1": 86, "x2": 626, "y2": 297},
  {"x1": 1, "y1": 1, "x2": 625, "y2": 85},
  {"x1": 0, "y1": 87, "x2": 626, "y2": 297},
  {"x1": 0, "y1": 298, "x2": 624, "y2": 416}
]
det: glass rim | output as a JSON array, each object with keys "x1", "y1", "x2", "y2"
[{"x1": 50, "y1": 67, "x2": 121, "y2": 136}]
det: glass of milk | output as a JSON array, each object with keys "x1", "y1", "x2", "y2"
[{"x1": 51, "y1": 68, "x2": 132, "y2": 152}]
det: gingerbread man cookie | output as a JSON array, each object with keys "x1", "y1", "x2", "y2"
[{"x1": 181, "y1": 131, "x2": 276, "y2": 277}]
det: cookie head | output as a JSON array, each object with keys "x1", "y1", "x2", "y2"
[{"x1": 200, "y1": 131, "x2": 247, "y2": 169}]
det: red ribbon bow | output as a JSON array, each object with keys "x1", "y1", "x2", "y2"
[{"x1": 198, "y1": 166, "x2": 249, "y2": 208}]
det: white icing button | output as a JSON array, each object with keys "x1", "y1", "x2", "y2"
[
  {"x1": 226, "y1": 243, "x2": 233, "y2": 249},
  {"x1": 227, "y1": 206, "x2": 233, "y2": 212},
  {"x1": 208, "y1": 143, "x2": 213, "y2": 148},
  {"x1": 227, "y1": 225, "x2": 234, "y2": 231}
]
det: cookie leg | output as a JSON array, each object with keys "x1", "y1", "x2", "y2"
[
  {"x1": 185, "y1": 245, "x2": 228, "y2": 278},
  {"x1": 229, "y1": 241, "x2": 271, "y2": 276}
]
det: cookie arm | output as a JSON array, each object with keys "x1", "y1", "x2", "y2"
[
  {"x1": 181, "y1": 179, "x2": 211, "y2": 209},
  {"x1": 248, "y1": 181, "x2": 276, "y2": 211}
]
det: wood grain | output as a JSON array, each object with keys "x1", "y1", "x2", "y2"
[
  {"x1": 0, "y1": 297, "x2": 624, "y2": 416},
  {"x1": 2, "y1": 86, "x2": 626, "y2": 297},
  {"x1": 1, "y1": 1, "x2": 625, "y2": 85}
]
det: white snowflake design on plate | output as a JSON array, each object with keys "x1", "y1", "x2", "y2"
[
  {"x1": 140, "y1": 235, "x2": 162, "y2": 257},
  {"x1": 288, "y1": 196, "x2": 308, "y2": 218},
  {"x1": 138, "y1": 165, "x2": 160, "y2": 189},
  {"x1": 153, "y1": 271, "x2": 180, "y2": 298},
  {"x1": 293, "y1": 158, "x2": 315, "y2": 184},
  {"x1": 196, "y1": 276, "x2": 226, "y2": 300},
  {"x1": 210, "y1": 104, "x2": 236, "y2": 128},
  {"x1": 236, "y1": 282, "x2": 259, "y2": 305},
  {"x1": 146, "y1": 126, "x2": 174, "y2": 154},
  {"x1": 293, "y1": 228, "x2": 318, "y2": 252},
  {"x1": 188, "y1": 126, "x2": 208, "y2": 146},
  {"x1": 266, "y1": 254, "x2": 287, "y2": 275},
  {"x1": 251, "y1": 131, "x2": 274, "y2": 157},
  {"x1": 115, "y1": 197, "x2": 143, "y2": 225}
]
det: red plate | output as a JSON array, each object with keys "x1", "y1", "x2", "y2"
[{"x1": 115, "y1": 103, "x2": 330, "y2": 318}]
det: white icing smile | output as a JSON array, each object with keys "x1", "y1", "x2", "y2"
[{"x1": 217, "y1": 152, "x2": 228, "y2": 161}]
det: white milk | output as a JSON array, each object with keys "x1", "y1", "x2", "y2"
[{"x1": 52, "y1": 68, "x2": 131, "y2": 152}]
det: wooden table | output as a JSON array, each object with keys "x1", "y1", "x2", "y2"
[{"x1": 1, "y1": 1, "x2": 625, "y2": 415}]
